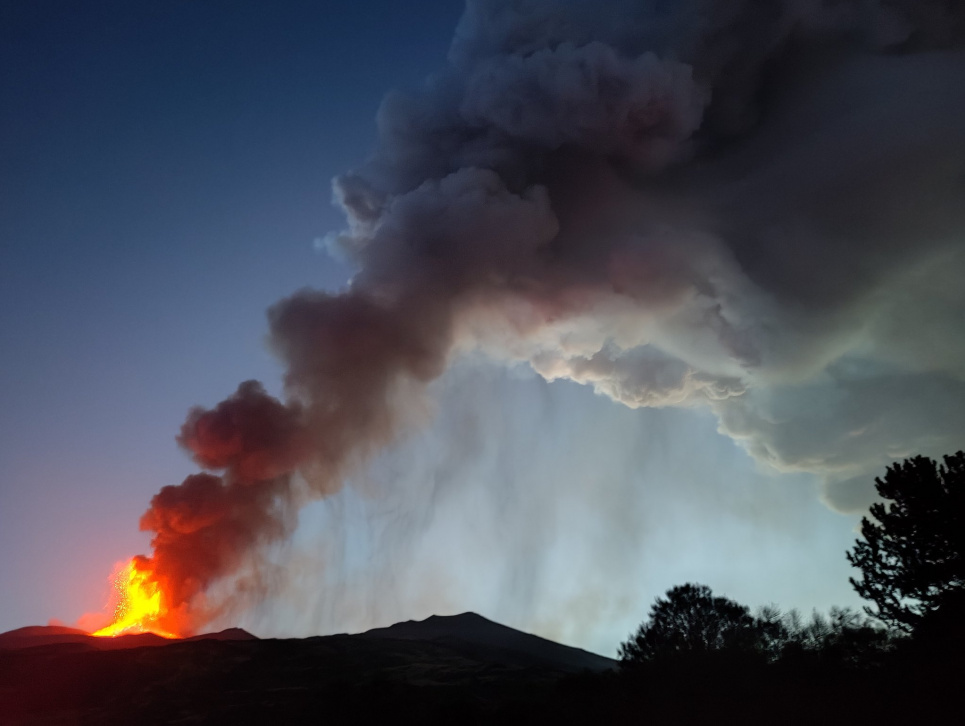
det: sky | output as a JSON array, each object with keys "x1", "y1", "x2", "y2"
[
  {"x1": 3, "y1": 0, "x2": 962, "y2": 657},
  {"x1": 0, "y1": 0, "x2": 463, "y2": 634}
]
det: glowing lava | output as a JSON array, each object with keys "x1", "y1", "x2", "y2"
[{"x1": 92, "y1": 559, "x2": 179, "y2": 639}]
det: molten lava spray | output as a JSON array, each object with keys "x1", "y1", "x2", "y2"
[
  {"x1": 92, "y1": 558, "x2": 178, "y2": 638},
  {"x1": 89, "y1": 0, "x2": 965, "y2": 634}
]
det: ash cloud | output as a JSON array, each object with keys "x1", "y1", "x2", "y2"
[
  {"x1": 332, "y1": 0, "x2": 965, "y2": 502},
  {"x1": 137, "y1": 0, "x2": 965, "y2": 632}
]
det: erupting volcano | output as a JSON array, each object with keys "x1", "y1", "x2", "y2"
[
  {"x1": 92, "y1": 558, "x2": 179, "y2": 639},
  {"x1": 64, "y1": 0, "x2": 965, "y2": 637}
]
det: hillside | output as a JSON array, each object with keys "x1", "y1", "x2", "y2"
[
  {"x1": 0, "y1": 614, "x2": 613, "y2": 725},
  {"x1": 0, "y1": 625, "x2": 256, "y2": 652},
  {"x1": 1, "y1": 613, "x2": 960, "y2": 724},
  {"x1": 361, "y1": 612, "x2": 615, "y2": 673}
]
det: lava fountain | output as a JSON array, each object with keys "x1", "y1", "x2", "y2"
[{"x1": 91, "y1": 557, "x2": 180, "y2": 639}]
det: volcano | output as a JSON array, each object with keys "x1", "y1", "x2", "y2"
[
  {"x1": 361, "y1": 612, "x2": 615, "y2": 673},
  {"x1": 0, "y1": 613, "x2": 614, "y2": 724},
  {"x1": 0, "y1": 624, "x2": 256, "y2": 651}
]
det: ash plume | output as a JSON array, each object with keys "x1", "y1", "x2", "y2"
[{"x1": 135, "y1": 0, "x2": 965, "y2": 632}]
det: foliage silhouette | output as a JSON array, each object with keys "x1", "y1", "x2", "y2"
[
  {"x1": 847, "y1": 452, "x2": 965, "y2": 631},
  {"x1": 618, "y1": 584, "x2": 766, "y2": 664},
  {"x1": 620, "y1": 586, "x2": 894, "y2": 673},
  {"x1": 774, "y1": 607, "x2": 892, "y2": 668}
]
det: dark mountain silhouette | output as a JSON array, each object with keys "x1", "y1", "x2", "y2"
[
  {"x1": 2, "y1": 610, "x2": 962, "y2": 724},
  {"x1": 361, "y1": 612, "x2": 615, "y2": 673},
  {"x1": 185, "y1": 626, "x2": 257, "y2": 642},
  {"x1": 0, "y1": 624, "x2": 257, "y2": 652},
  {"x1": 0, "y1": 613, "x2": 614, "y2": 725}
]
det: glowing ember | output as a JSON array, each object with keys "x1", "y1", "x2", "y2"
[{"x1": 92, "y1": 559, "x2": 179, "y2": 639}]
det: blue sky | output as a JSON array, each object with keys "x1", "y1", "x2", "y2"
[
  {"x1": 0, "y1": 1, "x2": 868, "y2": 654},
  {"x1": 0, "y1": 0, "x2": 461, "y2": 629}
]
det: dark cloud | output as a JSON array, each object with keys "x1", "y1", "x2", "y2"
[
  {"x1": 178, "y1": 381, "x2": 308, "y2": 483},
  {"x1": 139, "y1": 471, "x2": 293, "y2": 630},
  {"x1": 328, "y1": 0, "x2": 965, "y2": 509},
  {"x1": 131, "y1": 0, "x2": 965, "y2": 631}
]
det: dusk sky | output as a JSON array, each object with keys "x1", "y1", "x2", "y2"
[
  {"x1": 1, "y1": 0, "x2": 463, "y2": 636},
  {"x1": 3, "y1": 1, "x2": 963, "y2": 657}
]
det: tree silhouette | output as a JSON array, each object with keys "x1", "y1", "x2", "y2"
[
  {"x1": 847, "y1": 452, "x2": 965, "y2": 632},
  {"x1": 619, "y1": 584, "x2": 764, "y2": 663},
  {"x1": 775, "y1": 607, "x2": 891, "y2": 667}
]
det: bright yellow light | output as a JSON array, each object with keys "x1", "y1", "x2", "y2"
[{"x1": 91, "y1": 559, "x2": 179, "y2": 639}]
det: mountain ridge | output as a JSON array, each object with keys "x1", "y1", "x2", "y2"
[
  {"x1": 0, "y1": 625, "x2": 257, "y2": 651},
  {"x1": 360, "y1": 611, "x2": 616, "y2": 673},
  {"x1": 1, "y1": 611, "x2": 617, "y2": 723},
  {"x1": 0, "y1": 613, "x2": 614, "y2": 674}
]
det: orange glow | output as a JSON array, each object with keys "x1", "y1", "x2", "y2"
[{"x1": 91, "y1": 559, "x2": 180, "y2": 639}]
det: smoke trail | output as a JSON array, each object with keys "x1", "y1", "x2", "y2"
[{"x1": 136, "y1": 0, "x2": 965, "y2": 632}]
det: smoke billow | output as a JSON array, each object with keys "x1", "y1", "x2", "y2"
[{"x1": 136, "y1": 0, "x2": 965, "y2": 633}]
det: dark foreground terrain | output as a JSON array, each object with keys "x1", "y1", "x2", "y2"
[
  {"x1": 0, "y1": 613, "x2": 615, "y2": 725},
  {"x1": 0, "y1": 613, "x2": 960, "y2": 725}
]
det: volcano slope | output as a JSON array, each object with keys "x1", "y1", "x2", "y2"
[
  {"x1": 5, "y1": 611, "x2": 959, "y2": 725},
  {"x1": 0, "y1": 612, "x2": 615, "y2": 725}
]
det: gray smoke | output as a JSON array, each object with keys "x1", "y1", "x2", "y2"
[
  {"x1": 140, "y1": 0, "x2": 965, "y2": 632},
  {"x1": 317, "y1": 0, "x2": 965, "y2": 512}
]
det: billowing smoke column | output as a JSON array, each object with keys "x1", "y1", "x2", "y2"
[{"x1": 128, "y1": 0, "x2": 965, "y2": 634}]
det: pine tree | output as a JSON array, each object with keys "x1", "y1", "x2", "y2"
[{"x1": 847, "y1": 452, "x2": 965, "y2": 631}]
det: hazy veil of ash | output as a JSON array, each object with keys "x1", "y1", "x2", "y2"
[{"x1": 138, "y1": 0, "x2": 965, "y2": 632}]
